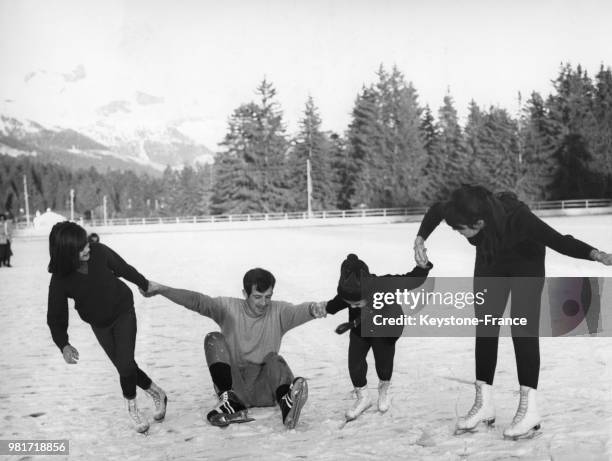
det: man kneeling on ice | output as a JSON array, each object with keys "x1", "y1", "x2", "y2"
[{"x1": 142, "y1": 268, "x2": 326, "y2": 429}]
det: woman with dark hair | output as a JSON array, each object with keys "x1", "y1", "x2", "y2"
[
  {"x1": 414, "y1": 185, "x2": 611, "y2": 440},
  {"x1": 46, "y1": 221, "x2": 167, "y2": 433}
]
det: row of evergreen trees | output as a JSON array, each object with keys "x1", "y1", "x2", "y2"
[
  {"x1": 0, "y1": 161, "x2": 213, "y2": 220},
  {"x1": 1, "y1": 63, "x2": 610, "y2": 219}
]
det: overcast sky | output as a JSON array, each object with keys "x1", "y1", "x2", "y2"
[{"x1": 1, "y1": 0, "x2": 610, "y2": 148}]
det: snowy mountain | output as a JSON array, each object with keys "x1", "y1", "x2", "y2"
[
  {"x1": 0, "y1": 113, "x2": 214, "y2": 174},
  {"x1": 0, "y1": 65, "x2": 215, "y2": 174}
]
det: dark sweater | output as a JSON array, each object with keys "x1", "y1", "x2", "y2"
[
  {"x1": 47, "y1": 243, "x2": 149, "y2": 350},
  {"x1": 417, "y1": 194, "x2": 595, "y2": 267},
  {"x1": 326, "y1": 263, "x2": 433, "y2": 336}
]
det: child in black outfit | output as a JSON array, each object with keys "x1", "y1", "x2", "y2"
[{"x1": 325, "y1": 254, "x2": 432, "y2": 421}]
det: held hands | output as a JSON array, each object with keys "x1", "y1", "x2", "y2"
[
  {"x1": 62, "y1": 344, "x2": 79, "y2": 364},
  {"x1": 309, "y1": 301, "x2": 327, "y2": 319},
  {"x1": 591, "y1": 250, "x2": 612, "y2": 265},
  {"x1": 414, "y1": 236, "x2": 429, "y2": 268},
  {"x1": 140, "y1": 280, "x2": 164, "y2": 298}
]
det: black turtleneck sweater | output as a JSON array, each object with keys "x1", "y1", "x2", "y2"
[
  {"x1": 417, "y1": 194, "x2": 595, "y2": 270},
  {"x1": 47, "y1": 243, "x2": 149, "y2": 350}
]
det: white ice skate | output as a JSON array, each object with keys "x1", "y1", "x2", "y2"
[
  {"x1": 127, "y1": 397, "x2": 150, "y2": 434},
  {"x1": 378, "y1": 380, "x2": 391, "y2": 413},
  {"x1": 145, "y1": 381, "x2": 168, "y2": 421},
  {"x1": 503, "y1": 386, "x2": 542, "y2": 440},
  {"x1": 345, "y1": 385, "x2": 372, "y2": 421},
  {"x1": 454, "y1": 380, "x2": 496, "y2": 435}
]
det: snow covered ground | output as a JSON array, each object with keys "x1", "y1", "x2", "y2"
[{"x1": 1, "y1": 216, "x2": 611, "y2": 460}]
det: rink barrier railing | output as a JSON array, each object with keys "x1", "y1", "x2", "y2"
[{"x1": 13, "y1": 198, "x2": 612, "y2": 230}]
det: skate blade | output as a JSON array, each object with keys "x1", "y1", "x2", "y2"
[
  {"x1": 504, "y1": 424, "x2": 542, "y2": 441},
  {"x1": 209, "y1": 410, "x2": 255, "y2": 428},
  {"x1": 153, "y1": 396, "x2": 168, "y2": 422},
  {"x1": 344, "y1": 401, "x2": 373, "y2": 423},
  {"x1": 284, "y1": 378, "x2": 309, "y2": 430},
  {"x1": 454, "y1": 418, "x2": 495, "y2": 436},
  {"x1": 135, "y1": 425, "x2": 150, "y2": 435}
]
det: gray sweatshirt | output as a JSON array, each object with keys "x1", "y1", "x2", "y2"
[{"x1": 161, "y1": 288, "x2": 314, "y2": 367}]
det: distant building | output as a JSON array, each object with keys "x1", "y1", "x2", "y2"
[{"x1": 33, "y1": 209, "x2": 67, "y2": 229}]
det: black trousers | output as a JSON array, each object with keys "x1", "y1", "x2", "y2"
[
  {"x1": 474, "y1": 259, "x2": 544, "y2": 389},
  {"x1": 348, "y1": 330, "x2": 399, "y2": 388},
  {"x1": 91, "y1": 308, "x2": 152, "y2": 399}
]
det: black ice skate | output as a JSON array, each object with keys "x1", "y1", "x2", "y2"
[
  {"x1": 206, "y1": 390, "x2": 254, "y2": 427},
  {"x1": 280, "y1": 377, "x2": 308, "y2": 429}
]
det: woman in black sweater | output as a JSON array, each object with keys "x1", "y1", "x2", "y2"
[
  {"x1": 414, "y1": 185, "x2": 611, "y2": 440},
  {"x1": 46, "y1": 221, "x2": 167, "y2": 433},
  {"x1": 325, "y1": 254, "x2": 432, "y2": 421}
]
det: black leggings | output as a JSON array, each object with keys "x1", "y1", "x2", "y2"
[
  {"x1": 348, "y1": 331, "x2": 398, "y2": 388},
  {"x1": 474, "y1": 260, "x2": 544, "y2": 389},
  {"x1": 91, "y1": 308, "x2": 152, "y2": 399}
]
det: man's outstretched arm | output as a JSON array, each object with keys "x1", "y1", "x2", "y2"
[
  {"x1": 142, "y1": 281, "x2": 226, "y2": 324},
  {"x1": 278, "y1": 301, "x2": 326, "y2": 334}
]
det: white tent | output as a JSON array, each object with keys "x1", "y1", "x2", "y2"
[{"x1": 33, "y1": 209, "x2": 67, "y2": 229}]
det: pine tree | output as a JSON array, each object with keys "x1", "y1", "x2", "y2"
[
  {"x1": 547, "y1": 64, "x2": 599, "y2": 198},
  {"x1": 483, "y1": 107, "x2": 521, "y2": 191},
  {"x1": 463, "y1": 100, "x2": 485, "y2": 185},
  {"x1": 592, "y1": 65, "x2": 612, "y2": 196},
  {"x1": 159, "y1": 166, "x2": 181, "y2": 215},
  {"x1": 437, "y1": 93, "x2": 466, "y2": 196},
  {"x1": 210, "y1": 146, "x2": 254, "y2": 214},
  {"x1": 253, "y1": 78, "x2": 291, "y2": 211},
  {"x1": 380, "y1": 67, "x2": 428, "y2": 206},
  {"x1": 287, "y1": 96, "x2": 334, "y2": 211},
  {"x1": 516, "y1": 92, "x2": 561, "y2": 200},
  {"x1": 467, "y1": 105, "x2": 520, "y2": 192},
  {"x1": 419, "y1": 105, "x2": 444, "y2": 202},
  {"x1": 347, "y1": 66, "x2": 428, "y2": 208},
  {"x1": 346, "y1": 86, "x2": 379, "y2": 207},
  {"x1": 212, "y1": 80, "x2": 290, "y2": 214},
  {"x1": 326, "y1": 132, "x2": 349, "y2": 209}
]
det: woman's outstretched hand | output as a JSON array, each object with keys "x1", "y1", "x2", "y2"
[
  {"x1": 591, "y1": 250, "x2": 612, "y2": 265},
  {"x1": 62, "y1": 344, "x2": 79, "y2": 364},
  {"x1": 414, "y1": 236, "x2": 429, "y2": 267}
]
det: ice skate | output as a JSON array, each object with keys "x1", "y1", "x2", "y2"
[
  {"x1": 145, "y1": 381, "x2": 168, "y2": 421},
  {"x1": 345, "y1": 385, "x2": 372, "y2": 421},
  {"x1": 503, "y1": 386, "x2": 542, "y2": 441},
  {"x1": 127, "y1": 397, "x2": 150, "y2": 434},
  {"x1": 206, "y1": 390, "x2": 253, "y2": 427},
  {"x1": 377, "y1": 380, "x2": 391, "y2": 413},
  {"x1": 454, "y1": 380, "x2": 496, "y2": 435},
  {"x1": 280, "y1": 377, "x2": 309, "y2": 429}
]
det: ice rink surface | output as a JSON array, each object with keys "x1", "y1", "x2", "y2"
[{"x1": 1, "y1": 216, "x2": 611, "y2": 460}]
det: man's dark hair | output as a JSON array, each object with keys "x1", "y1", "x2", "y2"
[
  {"x1": 443, "y1": 184, "x2": 509, "y2": 264},
  {"x1": 48, "y1": 221, "x2": 88, "y2": 276},
  {"x1": 243, "y1": 268, "x2": 276, "y2": 295}
]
